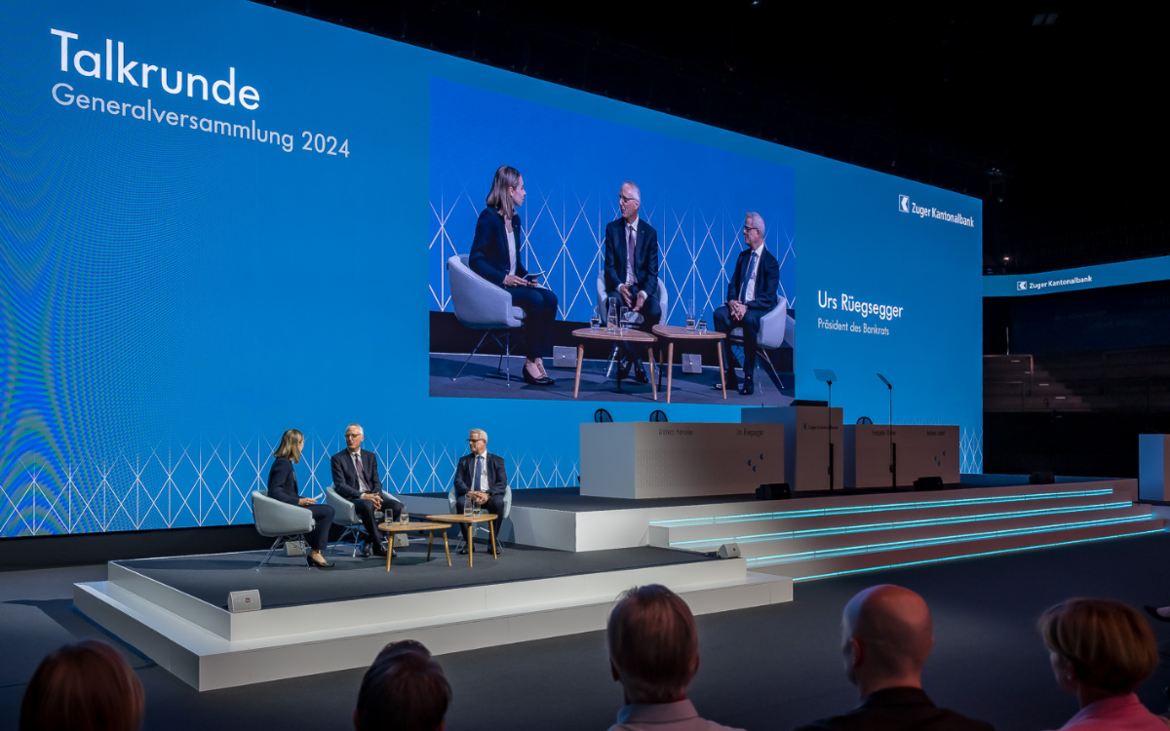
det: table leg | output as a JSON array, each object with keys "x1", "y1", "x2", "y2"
[
  {"x1": 574, "y1": 343, "x2": 584, "y2": 399},
  {"x1": 467, "y1": 525, "x2": 474, "y2": 568},
  {"x1": 666, "y1": 342, "x2": 674, "y2": 404},
  {"x1": 648, "y1": 346, "x2": 657, "y2": 401},
  {"x1": 443, "y1": 531, "x2": 451, "y2": 567},
  {"x1": 490, "y1": 521, "x2": 498, "y2": 560},
  {"x1": 717, "y1": 341, "x2": 727, "y2": 399},
  {"x1": 386, "y1": 538, "x2": 393, "y2": 572},
  {"x1": 427, "y1": 531, "x2": 434, "y2": 562}
]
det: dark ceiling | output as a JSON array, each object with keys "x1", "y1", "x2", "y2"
[{"x1": 257, "y1": 1, "x2": 1170, "y2": 274}]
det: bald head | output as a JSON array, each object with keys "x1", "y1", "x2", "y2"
[{"x1": 842, "y1": 585, "x2": 934, "y2": 695}]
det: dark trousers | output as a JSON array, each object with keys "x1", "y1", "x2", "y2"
[
  {"x1": 714, "y1": 305, "x2": 766, "y2": 381},
  {"x1": 606, "y1": 288, "x2": 661, "y2": 362},
  {"x1": 505, "y1": 285, "x2": 558, "y2": 359},
  {"x1": 303, "y1": 503, "x2": 335, "y2": 551},
  {"x1": 353, "y1": 492, "x2": 404, "y2": 544},
  {"x1": 454, "y1": 494, "x2": 506, "y2": 549}
]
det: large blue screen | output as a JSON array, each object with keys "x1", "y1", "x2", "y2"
[{"x1": 0, "y1": 0, "x2": 982, "y2": 536}]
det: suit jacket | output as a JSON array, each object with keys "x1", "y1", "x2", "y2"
[
  {"x1": 453, "y1": 452, "x2": 507, "y2": 498},
  {"x1": 792, "y1": 687, "x2": 995, "y2": 731},
  {"x1": 603, "y1": 218, "x2": 659, "y2": 299},
  {"x1": 725, "y1": 245, "x2": 781, "y2": 313},
  {"x1": 267, "y1": 456, "x2": 302, "y2": 506},
  {"x1": 330, "y1": 448, "x2": 384, "y2": 501},
  {"x1": 470, "y1": 208, "x2": 528, "y2": 287}
]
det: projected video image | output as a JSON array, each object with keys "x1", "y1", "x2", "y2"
[{"x1": 428, "y1": 80, "x2": 796, "y2": 404}]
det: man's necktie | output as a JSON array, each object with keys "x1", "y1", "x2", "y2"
[
  {"x1": 355, "y1": 454, "x2": 366, "y2": 489},
  {"x1": 473, "y1": 456, "x2": 482, "y2": 492},
  {"x1": 627, "y1": 226, "x2": 636, "y2": 276},
  {"x1": 740, "y1": 253, "x2": 757, "y2": 302}
]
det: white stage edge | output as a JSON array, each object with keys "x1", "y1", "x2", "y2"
[{"x1": 74, "y1": 555, "x2": 792, "y2": 691}]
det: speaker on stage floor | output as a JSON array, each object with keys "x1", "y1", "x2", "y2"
[
  {"x1": 228, "y1": 590, "x2": 261, "y2": 613},
  {"x1": 717, "y1": 543, "x2": 741, "y2": 559},
  {"x1": 1029, "y1": 470, "x2": 1055, "y2": 484},
  {"x1": 756, "y1": 482, "x2": 791, "y2": 500},
  {"x1": 913, "y1": 476, "x2": 944, "y2": 491}
]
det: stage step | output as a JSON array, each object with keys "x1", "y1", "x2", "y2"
[
  {"x1": 648, "y1": 480, "x2": 1163, "y2": 580},
  {"x1": 74, "y1": 554, "x2": 790, "y2": 691}
]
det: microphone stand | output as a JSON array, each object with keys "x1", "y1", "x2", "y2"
[
  {"x1": 814, "y1": 369, "x2": 838, "y2": 491},
  {"x1": 877, "y1": 374, "x2": 895, "y2": 491}
]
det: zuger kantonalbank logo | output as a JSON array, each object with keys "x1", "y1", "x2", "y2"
[
  {"x1": 898, "y1": 194, "x2": 975, "y2": 228},
  {"x1": 1017, "y1": 281, "x2": 1029, "y2": 291}
]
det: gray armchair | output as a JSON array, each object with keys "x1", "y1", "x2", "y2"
[
  {"x1": 250, "y1": 490, "x2": 315, "y2": 570},
  {"x1": 593, "y1": 270, "x2": 669, "y2": 378},
  {"x1": 728, "y1": 295, "x2": 795, "y2": 391},
  {"x1": 447, "y1": 254, "x2": 525, "y2": 385},
  {"x1": 325, "y1": 484, "x2": 370, "y2": 556},
  {"x1": 447, "y1": 484, "x2": 512, "y2": 553}
]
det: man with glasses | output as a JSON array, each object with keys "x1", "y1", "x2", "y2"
[
  {"x1": 713, "y1": 212, "x2": 781, "y2": 395},
  {"x1": 451, "y1": 428, "x2": 507, "y2": 553},
  {"x1": 331, "y1": 423, "x2": 404, "y2": 557},
  {"x1": 603, "y1": 181, "x2": 661, "y2": 385}
]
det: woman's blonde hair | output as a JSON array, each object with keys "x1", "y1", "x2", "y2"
[
  {"x1": 1038, "y1": 597, "x2": 1158, "y2": 694},
  {"x1": 273, "y1": 428, "x2": 305, "y2": 463},
  {"x1": 485, "y1": 165, "x2": 522, "y2": 220}
]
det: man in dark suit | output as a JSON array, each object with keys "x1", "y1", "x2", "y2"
[
  {"x1": 452, "y1": 427, "x2": 507, "y2": 553},
  {"x1": 331, "y1": 423, "x2": 403, "y2": 557},
  {"x1": 713, "y1": 211, "x2": 781, "y2": 395},
  {"x1": 792, "y1": 585, "x2": 994, "y2": 731},
  {"x1": 603, "y1": 180, "x2": 661, "y2": 384}
]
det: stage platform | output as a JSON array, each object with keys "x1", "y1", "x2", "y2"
[
  {"x1": 74, "y1": 543, "x2": 791, "y2": 691},
  {"x1": 73, "y1": 474, "x2": 1163, "y2": 691}
]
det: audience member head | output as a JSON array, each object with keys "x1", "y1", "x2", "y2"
[
  {"x1": 20, "y1": 640, "x2": 144, "y2": 731},
  {"x1": 354, "y1": 640, "x2": 451, "y2": 731},
  {"x1": 840, "y1": 584, "x2": 934, "y2": 698},
  {"x1": 273, "y1": 428, "x2": 305, "y2": 463},
  {"x1": 485, "y1": 165, "x2": 523, "y2": 220},
  {"x1": 607, "y1": 584, "x2": 699, "y2": 705},
  {"x1": 1038, "y1": 597, "x2": 1157, "y2": 705}
]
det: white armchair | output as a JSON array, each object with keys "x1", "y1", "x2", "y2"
[
  {"x1": 728, "y1": 295, "x2": 795, "y2": 391},
  {"x1": 594, "y1": 270, "x2": 669, "y2": 378},
  {"x1": 251, "y1": 490, "x2": 316, "y2": 570},
  {"x1": 447, "y1": 254, "x2": 525, "y2": 385}
]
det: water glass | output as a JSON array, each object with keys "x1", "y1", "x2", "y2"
[
  {"x1": 401, "y1": 509, "x2": 409, "y2": 525},
  {"x1": 685, "y1": 299, "x2": 696, "y2": 331},
  {"x1": 590, "y1": 307, "x2": 601, "y2": 331},
  {"x1": 620, "y1": 307, "x2": 630, "y2": 331},
  {"x1": 698, "y1": 315, "x2": 707, "y2": 333},
  {"x1": 607, "y1": 306, "x2": 618, "y2": 333}
]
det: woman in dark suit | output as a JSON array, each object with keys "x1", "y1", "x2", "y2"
[
  {"x1": 469, "y1": 165, "x2": 558, "y2": 386},
  {"x1": 267, "y1": 428, "x2": 335, "y2": 568}
]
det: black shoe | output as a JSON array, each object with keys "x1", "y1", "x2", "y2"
[
  {"x1": 361, "y1": 541, "x2": 373, "y2": 558},
  {"x1": 713, "y1": 376, "x2": 738, "y2": 391},
  {"x1": 739, "y1": 378, "x2": 755, "y2": 396},
  {"x1": 1145, "y1": 606, "x2": 1170, "y2": 623},
  {"x1": 523, "y1": 369, "x2": 554, "y2": 386},
  {"x1": 372, "y1": 542, "x2": 387, "y2": 557},
  {"x1": 616, "y1": 358, "x2": 632, "y2": 381},
  {"x1": 632, "y1": 361, "x2": 648, "y2": 384},
  {"x1": 459, "y1": 546, "x2": 469, "y2": 555},
  {"x1": 392, "y1": 548, "x2": 398, "y2": 559},
  {"x1": 306, "y1": 555, "x2": 335, "y2": 568}
]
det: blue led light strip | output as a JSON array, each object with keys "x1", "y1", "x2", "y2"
[
  {"x1": 670, "y1": 501, "x2": 1130, "y2": 548},
  {"x1": 649, "y1": 488, "x2": 1114, "y2": 528},
  {"x1": 789, "y1": 528, "x2": 1164, "y2": 582},
  {"x1": 746, "y1": 514, "x2": 1155, "y2": 567}
]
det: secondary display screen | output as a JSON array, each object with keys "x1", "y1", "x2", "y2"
[{"x1": 0, "y1": 0, "x2": 982, "y2": 536}]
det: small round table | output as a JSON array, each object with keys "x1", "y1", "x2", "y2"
[
  {"x1": 570, "y1": 327, "x2": 659, "y2": 400},
  {"x1": 376, "y1": 521, "x2": 451, "y2": 571},
  {"x1": 427, "y1": 514, "x2": 499, "y2": 567},
  {"x1": 651, "y1": 324, "x2": 728, "y2": 403}
]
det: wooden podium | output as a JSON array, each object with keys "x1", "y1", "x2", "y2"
[
  {"x1": 843, "y1": 424, "x2": 960, "y2": 488},
  {"x1": 579, "y1": 422, "x2": 784, "y2": 499}
]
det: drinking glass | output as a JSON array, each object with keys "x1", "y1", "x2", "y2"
[
  {"x1": 620, "y1": 306, "x2": 630, "y2": 331},
  {"x1": 607, "y1": 303, "x2": 618, "y2": 333},
  {"x1": 698, "y1": 314, "x2": 707, "y2": 333},
  {"x1": 401, "y1": 509, "x2": 409, "y2": 525},
  {"x1": 590, "y1": 306, "x2": 601, "y2": 331},
  {"x1": 685, "y1": 298, "x2": 696, "y2": 331}
]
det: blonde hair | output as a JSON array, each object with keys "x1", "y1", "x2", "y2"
[
  {"x1": 273, "y1": 428, "x2": 305, "y2": 463},
  {"x1": 485, "y1": 165, "x2": 522, "y2": 221},
  {"x1": 607, "y1": 585, "x2": 698, "y2": 704},
  {"x1": 1038, "y1": 597, "x2": 1158, "y2": 694}
]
